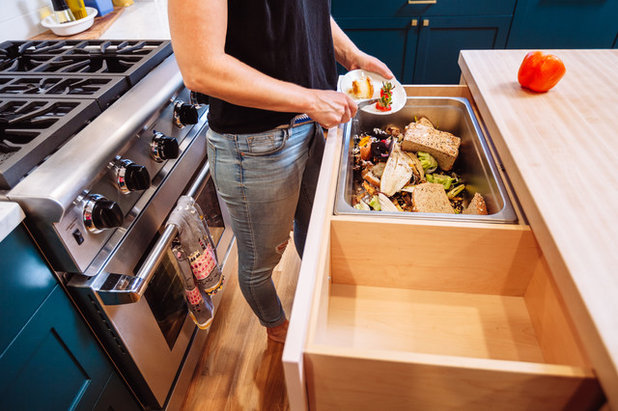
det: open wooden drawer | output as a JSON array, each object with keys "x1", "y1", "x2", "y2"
[
  {"x1": 305, "y1": 217, "x2": 602, "y2": 409},
  {"x1": 282, "y1": 85, "x2": 604, "y2": 410}
]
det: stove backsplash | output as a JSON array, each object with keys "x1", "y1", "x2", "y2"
[{"x1": 1, "y1": 1, "x2": 51, "y2": 40}]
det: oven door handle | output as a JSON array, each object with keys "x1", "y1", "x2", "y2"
[{"x1": 95, "y1": 161, "x2": 211, "y2": 305}]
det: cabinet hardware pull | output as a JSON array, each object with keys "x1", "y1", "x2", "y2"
[
  {"x1": 411, "y1": 19, "x2": 418, "y2": 26},
  {"x1": 423, "y1": 19, "x2": 430, "y2": 26},
  {"x1": 408, "y1": 0, "x2": 437, "y2": 4}
]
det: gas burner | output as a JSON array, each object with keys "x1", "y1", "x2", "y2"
[
  {"x1": 0, "y1": 41, "x2": 67, "y2": 72},
  {"x1": 0, "y1": 75, "x2": 127, "y2": 109},
  {"x1": 70, "y1": 40, "x2": 154, "y2": 56},
  {"x1": 0, "y1": 98, "x2": 100, "y2": 189},
  {"x1": 46, "y1": 55, "x2": 142, "y2": 74}
]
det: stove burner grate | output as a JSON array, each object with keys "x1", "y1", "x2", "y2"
[
  {"x1": 0, "y1": 40, "x2": 173, "y2": 85},
  {"x1": 0, "y1": 98, "x2": 100, "y2": 189},
  {"x1": 0, "y1": 75, "x2": 128, "y2": 109}
]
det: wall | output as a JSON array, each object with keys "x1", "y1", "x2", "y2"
[
  {"x1": 1, "y1": 0, "x2": 50, "y2": 40},
  {"x1": 0, "y1": 0, "x2": 156, "y2": 41}
]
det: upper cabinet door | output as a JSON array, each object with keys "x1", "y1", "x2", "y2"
[
  {"x1": 336, "y1": 17, "x2": 416, "y2": 81},
  {"x1": 508, "y1": 0, "x2": 618, "y2": 48},
  {"x1": 412, "y1": 15, "x2": 511, "y2": 84}
]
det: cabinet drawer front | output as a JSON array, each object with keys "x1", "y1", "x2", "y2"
[
  {"x1": 332, "y1": 0, "x2": 516, "y2": 18},
  {"x1": 305, "y1": 348, "x2": 602, "y2": 410}
]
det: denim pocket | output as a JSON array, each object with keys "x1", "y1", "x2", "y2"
[{"x1": 242, "y1": 129, "x2": 288, "y2": 156}]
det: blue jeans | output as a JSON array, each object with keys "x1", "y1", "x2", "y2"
[{"x1": 206, "y1": 121, "x2": 324, "y2": 327}]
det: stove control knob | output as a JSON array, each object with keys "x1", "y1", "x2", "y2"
[
  {"x1": 114, "y1": 158, "x2": 151, "y2": 193},
  {"x1": 151, "y1": 131, "x2": 179, "y2": 162},
  {"x1": 83, "y1": 194, "x2": 124, "y2": 233},
  {"x1": 173, "y1": 101, "x2": 199, "y2": 127}
]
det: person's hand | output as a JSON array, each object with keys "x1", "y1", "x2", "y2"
[
  {"x1": 306, "y1": 90, "x2": 358, "y2": 129},
  {"x1": 349, "y1": 51, "x2": 394, "y2": 80}
]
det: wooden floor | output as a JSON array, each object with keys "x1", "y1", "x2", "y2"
[{"x1": 181, "y1": 239, "x2": 301, "y2": 411}]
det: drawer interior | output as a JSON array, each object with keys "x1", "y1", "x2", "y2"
[{"x1": 307, "y1": 216, "x2": 590, "y2": 369}]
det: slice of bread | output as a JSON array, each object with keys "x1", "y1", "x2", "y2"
[
  {"x1": 401, "y1": 121, "x2": 461, "y2": 171},
  {"x1": 411, "y1": 183, "x2": 455, "y2": 214},
  {"x1": 417, "y1": 116, "x2": 435, "y2": 129},
  {"x1": 463, "y1": 192, "x2": 488, "y2": 215}
]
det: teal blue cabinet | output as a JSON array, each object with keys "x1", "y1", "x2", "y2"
[
  {"x1": 0, "y1": 226, "x2": 57, "y2": 354},
  {"x1": 508, "y1": 0, "x2": 618, "y2": 49},
  {"x1": 336, "y1": 17, "x2": 416, "y2": 80},
  {"x1": 332, "y1": 0, "x2": 515, "y2": 84},
  {"x1": 0, "y1": 226, "x2": 138, "y2": 411},
  {"x1": 94, "y1": 372, "x2": 140, "y2": 411},
  {"x1": 411, "y1": 15, "x2": 511, "y2": 84}
]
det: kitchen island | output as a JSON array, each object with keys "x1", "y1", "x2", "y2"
[
  {"x1": 458, "y1": 49, "x2": 618, "y2": 408},
  {"x1": 283, "y1": 49, "x2": 618, "y2": 410}
]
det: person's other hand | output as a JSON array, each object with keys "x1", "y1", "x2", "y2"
[
  {"x1": 349, "y1": 51, "x2": 394, "y2": 80},
  {"x1": 307, "y1": 90, "x2": 358, "y2": 129}
]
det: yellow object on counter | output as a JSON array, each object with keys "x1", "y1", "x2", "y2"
[
  {"x1": 39, "y1": 5, "x2": 52, "y2": 19},
  {"x1": 66, "y1": 0, "x2": 88, "y2": 19},
  {"x1": 112, "y1": 0, "x2": 134, "y2": 6}
]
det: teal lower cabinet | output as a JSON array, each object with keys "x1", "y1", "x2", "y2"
[
  {"x1": 336, "y1": 17, "x2": 414, "y2": 81},
  {"x1": 94, "y1": 372, "x2": 141, "y2": 411},
  {"x1": 411, "y1": 15, "x2": 511, "y2": 84},
  {"x1": 0, "y1": 285, "x2": 112, "y2": 410},
  {"x1": 0, "y1": 226, "x2": 139, "y2": 411},
  {"x1": 508, "y1": 0, "x2": 618, "y2": 48}
]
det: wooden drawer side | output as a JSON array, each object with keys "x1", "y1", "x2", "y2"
[{"x1": 524, "y1": 256, "x2": 591, "y2": 369}]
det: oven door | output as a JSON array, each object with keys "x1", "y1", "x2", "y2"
[{"x1": 68, "y1": 137, "x2": 233, "y2": 409}]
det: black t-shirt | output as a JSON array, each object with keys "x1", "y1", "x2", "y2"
[{"x1": 207, "y1": 0, "x2": 338, "y2": 134}]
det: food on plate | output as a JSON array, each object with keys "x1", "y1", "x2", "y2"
[
  {"x1": 375, "y1": 81, "x2": 395, "y2": 112},
  {"x1": 410, "y1": 183, "x2": 455, "y2": 214},
  {"x1": 401, "y1": 116, "x2": 461, "y2": 171},
  {"x1": 350, "y1": 115, "x2": 489, "y2": 216},
  {"x1": 348, "y1": 76, "x2": 374, "y2": 99},
  {"x1": 463, "y1": 192, "x2": 488, "y2": 215},
  {"x1": 517, "y1": 51, "x2": 566, "y2": 93}
]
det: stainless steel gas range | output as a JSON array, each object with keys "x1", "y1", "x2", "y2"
[{"x1": 0, "y1": 40, "x2": 234, "y2": 409}]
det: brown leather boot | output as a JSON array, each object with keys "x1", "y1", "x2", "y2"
[{"x1": 266, "y1": 320, "x2": 289, "y2": 344}]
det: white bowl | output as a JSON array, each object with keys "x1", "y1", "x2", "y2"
[{"x1": 41, "y1": 7, "x2": 98, "y2": 36}]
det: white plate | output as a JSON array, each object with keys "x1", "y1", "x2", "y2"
[
  {"x1": 41, "y1": 7, "x2": 98, "y2": 37},
  {"x1": 338, "y1": 69, "x2": 406, "y2": 115}
]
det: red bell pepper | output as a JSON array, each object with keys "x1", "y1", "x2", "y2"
[{"x1": 517, "y1": 51, "x2": 566, "y2": 93}]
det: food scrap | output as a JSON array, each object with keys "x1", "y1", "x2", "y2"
[
  {"x1": 348, "y1": 76, "x2": 374, "y2": 99},
  {"x1": 351, "y1": 116, "x2": 489, "y2": 215},
  {"x1": 375, "y1": 81, "x2": 394, "y2": 112}
]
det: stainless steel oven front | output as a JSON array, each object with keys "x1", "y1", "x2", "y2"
[{"x1": 68, "y1": 137, "x2": 233, "y2": 409}]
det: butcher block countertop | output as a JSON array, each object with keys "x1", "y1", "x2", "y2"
[{"x1": 458, "y1": 49, "x2": 618, "y2": 408}]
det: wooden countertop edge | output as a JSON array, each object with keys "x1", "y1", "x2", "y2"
[{"x1": 458, "y1": 53, "x2": 618, "y2": 408}]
